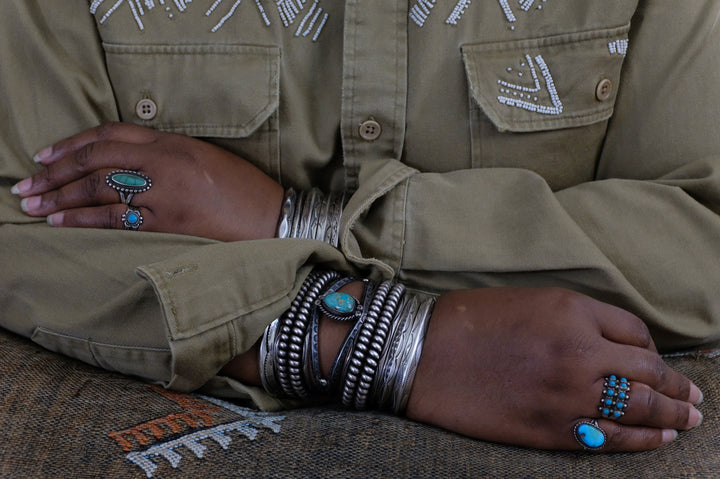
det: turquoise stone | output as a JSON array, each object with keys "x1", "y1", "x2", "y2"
[
  {"x1": 323, "y1": 292, "x2": 357, "y2": 314},
  {"x1": 576, "y1": 423, "x2": 606, "y2": 449},
  {"x1": 127, "y1": 213, "x2": 139, "y2": 223},
  {"x1": 619, "y1": 392, "x2": 626, "y2": 399},
  {"x1": 112, "y1": 173, "x2": 147, "y2": 187}
]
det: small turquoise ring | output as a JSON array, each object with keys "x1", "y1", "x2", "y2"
[
  {"x1": 122, "y1": 208, "x2": 143, "y2": 230},
  {"x1": 574, "y1": 419, "x2": 607, "y2": 451},
  {"x1": 106, "y1": 170, "x2": 152, "y2": 205},
  {"x1": 598, "y1": 375, "x2": 630, "y2": 420}
]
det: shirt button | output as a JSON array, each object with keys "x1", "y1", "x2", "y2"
[
  {"x1": 595, "y1": 78, "x2": 613, "y2": 101},
  {"x1": 135, "y1": 98, "x2": 158, "y2": 120},
  {"x1": 358, "y1": 119, "x2": 382, "y2": 141}
]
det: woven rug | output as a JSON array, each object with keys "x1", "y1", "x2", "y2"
[{"x1": 1, "y1": 329, "x2": 718, "y2": 478}]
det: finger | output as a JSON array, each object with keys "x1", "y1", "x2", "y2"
[
  {"x1": 17, "y1": 141, "x2": 154, "y2": 197},
  {"x1": 604, "y1": 344, "x2": 699, "y2": 403},
  {"x1": 609, "y1": 382, "x2": 703, "y2": 430},
  {"x1": 33, "y1": 122, "x2": 158, "y2": 165},
  {"x1": 19, "y1": 170, "x2": 119, "y2": 217},
  {"x1": 590, "y1": 299, "x2": 656, "y2": 352},
  {"x1": 47, "y1": 205, "x2": 151, "y2": 231},
  {"x1": 596, "y1": 420, "x2": 678, "y2": 452}
]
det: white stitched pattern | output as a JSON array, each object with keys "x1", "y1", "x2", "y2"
[
  {"x1": 90, "y1": 0, "x2": 328, "y2": 36},
  {"x1": 608, "y1": 39, "x2": 629, "y2": 57},
  {"x1": 255, "y1": 0, "x2": 271, "y2": 25},
  {"x1": 275, "y1": 0, "x2": 328, "y2": 41},
  {"x1": 295, "y1": 1, "x2": 317, "y2": 35},
  {"x1": 311, "y1": 12, "x2": 328, "y2": 41},
  {"x1": 409, "y1": 0, "x2": 436, "y2": 27},
  {"x1": 498, "y1": 0, "x2": 548, "y2": 29},
  {"x1": 209, "y1": 0, "x2": 243, "y2": 32},
  {"x1": 497, "y1": 0, "x2": 516, "y2": 22},
  {"x1": 497, "y1": 54, "x2": 563, "y2": 115},
  {"x1": 126, "y1": 397, "x2": 285, "y2": 478},
  {"x1": 446, "y1": 0, "x2": 471, "y2": 25}
]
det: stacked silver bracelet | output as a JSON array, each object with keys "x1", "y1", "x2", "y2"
[
  {"x1": 259, "y1": 270, "x2": 435, "y2": 415},
  {"x1": 276, "y1": 188, "x2": 346, "y2": 247}
]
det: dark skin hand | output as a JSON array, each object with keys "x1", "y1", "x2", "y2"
[
  {"x1": 15, "y1": 125, "x2": 704, "y2": 451},
  {"x1": 12, "y1": 122, "x2": 283, "y2": 241},
  {"x1": 227, "y1": 285, "x2": 703, "y2": 452}
]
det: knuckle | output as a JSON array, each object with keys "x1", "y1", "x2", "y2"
[
  {"x1": 634, "y1": 321, "x2": 653, "y2": 347},
  {"x1": 642, "y1": 386, "x2": 659, "y2": 415},
  {"x1": 106, "y1": 207, "x2": 123, "y2": 229},
  {"x1": 83, "y1": 173, "x2": 103, "y2": 198},
  {"x1": 547, "y1": 288, "x2": 587, "y2": 316},
  {"x1": 96, "y1": 122, "x2": 119, "y2": 141},
  {"x1": 43, "y1": 190, "x2": 60, "y2": 210},
  {"x1": 74, "y1": 142, "x2": 96, "y2": 170}
]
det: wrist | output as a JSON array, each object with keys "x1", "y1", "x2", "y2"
[
  {"x1": 256, "y1": 271, "x2": 435, "y2": 413},
  {"x1": 275, "y1": 188, "x2": 347, "y2": 246}
]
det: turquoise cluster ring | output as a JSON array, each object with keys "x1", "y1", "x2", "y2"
[
  {"x1": 106, "y1": 170, "x2": 152, "y2": 205},
  {"x1": 599, "y1": 375, "x2": 630, "y2": 420}
]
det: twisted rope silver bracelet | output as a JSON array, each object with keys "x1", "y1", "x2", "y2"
[
  {"x1": 258, "y1": 270, "x2": 435, "y2": 415},
  {"x1": 276, "y1": 188, "x2": 347, "y2": 247}
]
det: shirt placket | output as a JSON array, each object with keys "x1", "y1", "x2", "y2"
[{"x1": 341, "y1": 0, "x2": 408, "y2": 191}]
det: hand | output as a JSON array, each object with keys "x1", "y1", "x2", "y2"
[
  {"x1": 12, "y1": 123, "x2": 284, "y2": 241},
  {"x1": 406, "y1": 287, "x2": 703, "y2": 451}
]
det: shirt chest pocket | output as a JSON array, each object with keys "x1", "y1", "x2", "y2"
[
  {"x1": 102, "y1": 43, "x2": 281, "y2": 177},
  {"x1": 462, "y1": 24, "x2": 630, "y2": 190}
]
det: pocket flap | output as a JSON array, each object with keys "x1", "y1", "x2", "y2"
[
  {"x1": 103, "y1": 43, "x2": 280, "y2": 138},
  {"x1": 462, "y1": 24, "x2": 630, "y2": 133}
]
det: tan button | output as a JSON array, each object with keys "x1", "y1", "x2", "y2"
[
  {"x1": 135, "y1": 98, "x2": 158, "y2": 120},
  {"x1": 595, "y1": 78, "x2": 613, "y2": 101},
  {"x1": 358, "y1": 119, "x2": 382, "y2": 141}
]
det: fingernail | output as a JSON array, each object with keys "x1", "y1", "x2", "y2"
[
  {"x1": 47, "y1": 212, "x2": 62, "y2": 227},
  {"x1": 20, "y1": 196, "x2": 41, "y2": 212},
  {"x1": 33, "y1": 146, "x2": 52, "y2": 163},
  {"x1": 661, "y1": 429, "x2": 678, "y2": 444},
  {"x1": 690, "y1": 383, "x2": 704, "y2": 405},
  {"x1": 689, "y1": 407, "x2": 703, "y2": 428},
  {"x1": 11, "y1": 177, "x2": 32, "y2": 195}
]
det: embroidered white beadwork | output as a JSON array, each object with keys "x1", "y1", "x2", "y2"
[
  {"x1": 608, "y1": 39, "x2": 629, "y2": 57},
  {"x1": 409, "y1": 0, "x2": 436, "y2": 27},
  {"x1": 446, "y1": 0, "x2": 471, "y2": 25},
  {"x1": 497, "y1": 54, "x2": 563, "y2": 115},
  {"x1": 498, "y1": 0, "x2": 548, "y2": 24},
  {"x1": 90, "y1": 0, "x2": 329, "y2": 38},
  {"x1": 209, "y1": 0, "x2": 243, "y2": 32}
]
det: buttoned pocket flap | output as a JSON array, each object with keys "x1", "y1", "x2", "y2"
[
  {"x1": 462, "y1": 24, "x2": 630, "y2": 133},
  {"x1": 103, "y1": 43, "x2": 280, "y2": 138}
]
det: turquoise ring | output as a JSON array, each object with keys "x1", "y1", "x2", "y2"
[
  {"x1": 599, "y1": 375, "x2": 630, "y2": 420},
  {"x1": 106, "y1": 170, "x2": 152, "y2": 205},
  {"x1": 122, "y1": 208, "x2": 143, "y2": 230},
  {"x1": 574, "y1": 419, "x2": 607, "y2": 451}
]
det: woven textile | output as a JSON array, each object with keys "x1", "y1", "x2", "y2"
[{"x1": 1, "y1": 330, "x2": 718, "y2": 478}]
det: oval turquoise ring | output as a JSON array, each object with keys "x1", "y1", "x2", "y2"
[
  {"x1": 573, "y1": 419, "x2": 607, "y2": 451},
  {"x1": 106, "y1": 170, "x2": 152, "y2": 205},
  {"x1": 122, "y1": 208, "x2": 143, "y2": 230}
]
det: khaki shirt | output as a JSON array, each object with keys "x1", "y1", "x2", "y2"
[{"x1": 1, "y1": 1, "x2": 720, "y2": 408}]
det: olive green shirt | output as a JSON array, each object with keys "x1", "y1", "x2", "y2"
[{"x1": 1, "y1": 1, "x2": 719, "y2": 408}]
